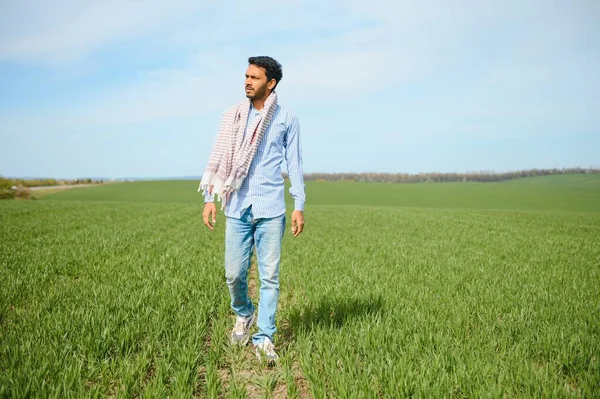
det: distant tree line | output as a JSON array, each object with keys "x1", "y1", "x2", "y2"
[
  {"x1": 0, "y1": 176, "x2": 104, "y2": 200},
  {"x1": 20, "y1": 178, "x2": 103, "y2": 187},
  {"x1": 0, "y1": 176, "x2": 29, "y2": 199},
  {"x1": 1, "y1": 177, "x2": 103, "y2": 188},
  {"x1": 283, "y1": 168, "x2": 599, "y2": 183}
]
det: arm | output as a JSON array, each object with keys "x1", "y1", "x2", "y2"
[{"x1": 284, "y1": 114, "x2": 306, "y2": 236}]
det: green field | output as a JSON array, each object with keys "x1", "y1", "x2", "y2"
[{"x1": 1, "y1": 175, "x2": 599, "y2": 397}]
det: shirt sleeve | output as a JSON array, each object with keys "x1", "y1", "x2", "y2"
[
  {"x1": 204, "y1": 192, "x2": 214, "y2": 203},
  {"x1": 284, "y1": 114, "x2": 306, "y2": 211}
]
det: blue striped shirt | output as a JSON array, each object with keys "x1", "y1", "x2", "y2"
[{"x1": 205, "y1": 103, "x2": 305, "y2": 219}]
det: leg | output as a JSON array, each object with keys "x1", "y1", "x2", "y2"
[
  {"x1": 252, "y1": 213, "x2": 286, "y2": 345},
  {"x1": 225, "y1": 208, "x2": 255, "y2": 317}
]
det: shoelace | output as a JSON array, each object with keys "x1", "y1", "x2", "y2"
[
  {"x1": 233, "y1": 318, "x2": 246, "y2": 335},
  {"x1": 265, "y1": 342, "x2": 275, "y2": 354},
  {"x1": 261, "y1": 339, "x2": 275, "y2": 355}
]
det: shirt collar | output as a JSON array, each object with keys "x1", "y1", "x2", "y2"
[{"x1": 250, "y1": 102, "x2": 262, "y2": 114}]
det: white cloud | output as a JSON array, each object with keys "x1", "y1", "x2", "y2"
[
  {"x1": 0, "y1": 0, "x2": 207, "y2": 64},
  {"x1": 0, "y1": 68, "x2": 236, "y2": 134},
  {"x1": 1, "y1": 0, "x2": 598, "y2": 140}
]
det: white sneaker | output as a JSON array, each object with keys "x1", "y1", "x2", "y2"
[
  {"x1": 255, "y1": 337, "x2": 278, "y2": 364},
  {"x1": 230, "y1": 313, "x2": 256, "y2": 345}
]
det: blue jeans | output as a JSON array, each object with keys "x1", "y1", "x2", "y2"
[{"x1": 225, "y1": 207, "x2": 286, "y2": 345}]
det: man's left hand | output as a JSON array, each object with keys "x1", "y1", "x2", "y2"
[{"x1": 291, "y1": 210, "x2": 304, "y2": 237}]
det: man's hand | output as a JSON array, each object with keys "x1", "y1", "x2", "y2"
[
  {"x1": 291, "y1": 210, "x2": 304, "y2": 237},
  {"x1": 203, "y1": 203, "x2": 217, "y2": 230}
]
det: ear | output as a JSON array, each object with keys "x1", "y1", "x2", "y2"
[{"x1": 267, "y1": 79, "x2": 276, "y2": 90}]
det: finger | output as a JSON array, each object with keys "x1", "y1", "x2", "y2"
[
  {"x1": 203, "y1": 212, "x2": 214, "y2": 230},
  {"x1": 211, "y1": 208, "x2": 217, "y2": 225},
  {"x1": 294, "y1": 222, "x2": 304, "y2": 237}
]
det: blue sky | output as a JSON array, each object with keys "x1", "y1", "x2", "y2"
[{"x1": 0, "y1": 0, "x2": 599, "y2": 179}]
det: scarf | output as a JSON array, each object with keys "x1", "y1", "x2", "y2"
[{"x1": 198, "y1": 91, "x2": 278, "y2": 208}]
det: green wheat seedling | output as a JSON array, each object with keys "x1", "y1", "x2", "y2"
[{"x1": 1, "y1": 175, "x2": 599, "y2": 397}]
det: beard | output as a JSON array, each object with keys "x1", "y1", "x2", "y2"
[{"x1": 246, "y1": 83, "x2": 268, "y2": 100}]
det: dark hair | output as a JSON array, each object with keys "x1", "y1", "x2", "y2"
[{"x1": 248, "y1": 56, "x2": 283, "y2": 89}]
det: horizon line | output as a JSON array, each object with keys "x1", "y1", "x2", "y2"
[{"x1": 3, "y1": 167, "x2": 599, "y2": 181}]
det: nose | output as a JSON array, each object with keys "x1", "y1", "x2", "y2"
[{"x1": 245, "y1": 77, "x2": 252, "y2": 86}]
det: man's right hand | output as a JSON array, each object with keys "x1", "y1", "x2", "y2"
[{"x1": 203, "y1": 202, "x2": 217, "y2": 230}]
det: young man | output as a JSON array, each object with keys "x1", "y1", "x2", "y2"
[{"x1": 200, "y1": 56, "x2": 305, "y2": 363}]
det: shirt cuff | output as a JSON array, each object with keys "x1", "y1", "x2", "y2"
[
  {"x1": 204, "y1": 193, "x2": 215, "y2": 203},
  {"x1": 294, "y1": 200, "x2": 304, "y2": 212}
]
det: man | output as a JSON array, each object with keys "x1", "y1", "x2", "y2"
[{"x1": 199, "y1": 56, "x2": 305, "y2": 364}]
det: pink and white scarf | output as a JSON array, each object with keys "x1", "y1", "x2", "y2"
[{"x1": 199, "y1": 91, "x2": 278, "y2": 208}]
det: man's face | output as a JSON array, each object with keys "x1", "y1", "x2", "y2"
[{"x1": 245, "y1": 64, "x2": 273, "y2": 100}]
